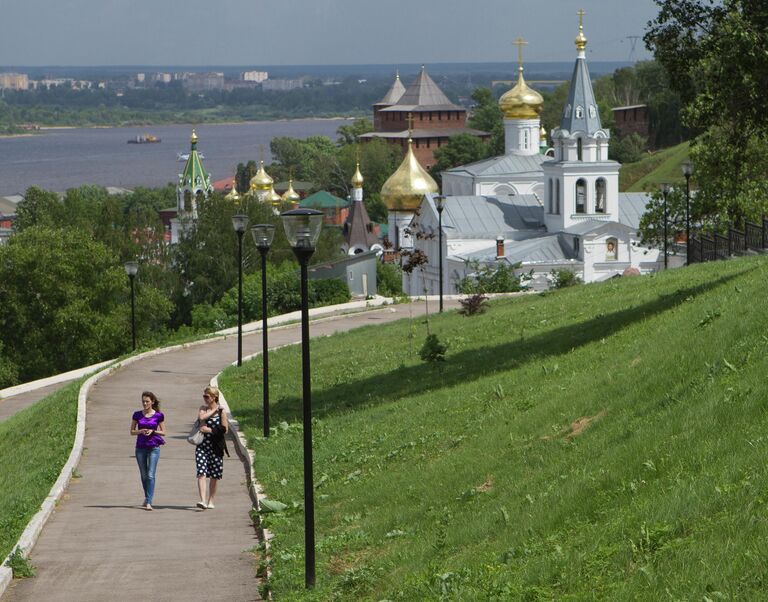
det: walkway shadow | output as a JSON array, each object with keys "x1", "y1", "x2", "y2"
[
  {"x1": 265, "y1": 272, "x2": 743, "y2": 423},
  {"x1": 85, "y1": 504, "x2": 199, "y2": 511}
]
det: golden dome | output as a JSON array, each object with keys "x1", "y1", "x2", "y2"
[
  {"x1": 351, "y1": 161, "x2": 364, "y2": 188},
  {"x1": 575, "y1": 10, "x2": 588, "y2": 51},
  {"x1": 499, "y1": 67, "x2": 544, "y2": 120},
  {"x1": 190, "y1": 129, "x2": 198, "y2": 144},
  {"x1": 266, "y1": 185, "x2": 282, "y2": 205},
  {"x1": 381, "y1": 139, "x2": 439, "y2": 211},
  {"x1": 281, "y1": 179, "x2": 301, "y2": 203},
  {"x1": 224, "y1": 180, "x2": 240, "y2": 202},
  {"x1": 249, "y1": 161, "x2": 273, "y2": 191},
  {"x1": 540, "y1": 125, "x2": 547, "y2": 140}
]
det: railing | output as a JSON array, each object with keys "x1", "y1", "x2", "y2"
[{"x1": 690, "y1": 218, "x2": 768, "y2": 264}]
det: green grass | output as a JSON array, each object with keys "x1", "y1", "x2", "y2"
[
  {"x1": 0, "y1": 379, "x2": 80, "y2": 561},
  {"x1": 620, "y1": 142, "x2": 690, "y2": 192},
  {"x1": 220, "y1": 256, "x2": 768, "y2": 600}
]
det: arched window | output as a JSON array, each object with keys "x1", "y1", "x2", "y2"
[
  {"x1": 577, "y1": 138, "x2": 583, "y2": 161},
  {"x1": 595, "y1": 178, "x2": 606, "y2": 213},
  {"x1": 575, "y1": 179, "x2": 587, "y2": 213},
  {"x1": 575, "y1": 106, "x2": 584, "y2": 119},
  {"x1": 555, "y1": 179, "x2": 561, "y2": 214}
]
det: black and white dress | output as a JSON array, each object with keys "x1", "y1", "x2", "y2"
[{"x1": 195, "y1": 411, "x2": 224, "y2": 480}]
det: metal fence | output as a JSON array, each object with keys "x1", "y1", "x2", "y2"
[{"x1": 689, "y1": 218, "x2": 768, "y2": 264}]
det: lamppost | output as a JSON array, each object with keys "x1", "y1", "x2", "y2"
[
  {"x1": 251, "y1": 224, "x2": 276, "y2": 439},
  {"x1": 682, "y1": 161, "x2": 693, "y2": 265},
  {"x1": 124, "y1": 261, "x2": 138, "y2": 351},
  {"x1": 434, "y1": 195, "x2": 445, "y2": 312},
  {"x1": 660, "y1": 183, "x2": 671, "y2": 270},
  {"x1": 232, "y1": 213, "x2": 249, "y2": 367},
  {"x1": 280, "y1": 208, "x2": 323, "y2": 589}
]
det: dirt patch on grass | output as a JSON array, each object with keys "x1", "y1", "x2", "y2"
[
  {"x1": 542, "y1": 410, "x2": 607, "y2": 441},
  {"x1": 475, "y1": 477, "x2": 493, "y2": 493}
]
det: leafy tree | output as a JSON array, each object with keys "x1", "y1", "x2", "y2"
[
  {"x1": 610, "y1": 133, "x2": 648, "y2": 164},
  {"x1": 0, "y1": 341, "x2": 19, "y2": 389},
  {"x1": 337, "y1": 118, "x2": 374, "y2": 145},
  {"x1": 0, "y1": 227, "x2": 172, "y2": 381},
  {"x1": 456, "y1": 261, "x2": 526, "y2": 294},
  {"x1": 13, "y1": 187, "x2": 64, "y2": 231},
  {"x1": 376, "y1": 261, "x2": 403, "y2": 297},
  {"x1": 431, "y1": 134, "x2": 489, "y2": 180},
  {"x1": 467, "y1": 87, "x2": 504, "y2": 156}
]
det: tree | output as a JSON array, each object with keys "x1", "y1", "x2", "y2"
[
  {"x1": 467, "y1": 87, "x2": 504, "y2": 156},
  {"x1": 610, "y1": 133, "x2": 648, "y2": 164},
  {"x1": 13, "y1": 187, "x2": 64, "y2": 231},
  {"x1": 336, "y1": 118, "x2": 374, "y2": 145},
  {"x1": 645, "y1": 0, "x2": 768, "y2": 224},
  {"x1": 430, "y1": 134, "x2": 489, "y2": 180}
]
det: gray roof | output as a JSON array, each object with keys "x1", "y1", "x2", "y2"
[
  {"x1": 439, "y1": 194, "x2": 544, "y2": 238},
  {"x1": 375, "y1": 74, "x2": 406, "y2": 106},
  {"x1": 562, "y1": 220, "x2": 635, "y2": 237},
  {"x1": 359, "y1": 127, "x2": 488, "y2": 140},
  {"x1": 443, "y1": 153, "x2": 548, "y2": 178},
  {"x1": 618, "y1": 192, "x2": 651, "y2": 230},
  {"x1": 457, "y1": 233, "x2": 574, "y2": 264},
  {"x1": 344, "y1": 200, "x2": 378, "y2": 249},
  {"x1": 381, "y1": 66, "x2": 461, "y2": 112},
  {"x1": 560, "y1": 57, "x2": 603, "y2": 135}
]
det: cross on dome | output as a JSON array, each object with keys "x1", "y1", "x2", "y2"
[{"x1": 512, "y1": 38, "x2": 528, "y2": 70}]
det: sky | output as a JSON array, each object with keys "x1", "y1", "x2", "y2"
[{"x1": 0, "y1": 0, "x2": 658, "y2": 66}]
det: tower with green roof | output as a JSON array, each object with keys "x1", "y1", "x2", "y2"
[{"x1": 173, "y1": 130, "x2": 212, "y2": 239}]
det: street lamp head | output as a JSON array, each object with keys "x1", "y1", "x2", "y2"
[
  {"x1": 660, "y1": 183, "x2": 671, "y2": 196},
  {"x1": 681, "y1": 160, "x2": 693, "y2": 178},
  {"x1": 251, "y1": 223, "x2": 276, "y2": 250},
  {"x1": 124, "y1": 261, "x2": 139, "y2": 278},
  {"x1": 231, "y1": 213, "x2": 249, "y2": 234},
  {"x1": 434, "y1": 195, "x2": 446, "y2": 214},
  {"x1": 280, "y1": 208, "x2": 323, "y2": 250}
]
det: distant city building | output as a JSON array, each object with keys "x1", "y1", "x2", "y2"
[
  {"x1": 152, "y1": 73, "x2": 172, "y2": 84},
  {"x1": 183, "y1": 72, "x2": 225, "y2": 92},
  {"x1": 262, "y1": 79, "x2": 303, "y2": 91},
  {"x1": 136, "y1": 73, "x2": 146, "y2": 83},
  {"x1": 0, "y1": 73, "x2": 28, "y2": 90},
  {"x1": 360, "y1": 66, "x2": 489, "y2": 169},
  {"x1": 242, "y1": 70, "x2": 268, "y2": 83}
]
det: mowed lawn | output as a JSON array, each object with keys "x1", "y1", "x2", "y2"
[{"x1": 220, "y1": 256, "x2": 768, "y2": 600}]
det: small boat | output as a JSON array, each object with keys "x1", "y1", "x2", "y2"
[
  {"x1": 177, "y1": 152, "x2": 204, "y2": 161},
  {"x1": 128, "y1": 134, "x2": 161, "y2": 144}
]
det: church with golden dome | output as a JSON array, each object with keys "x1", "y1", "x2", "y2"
[{"x1": 386, "y1": 14, "x2": 660, "y2": 294}]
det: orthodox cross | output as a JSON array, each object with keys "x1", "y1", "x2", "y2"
[
  {"x1": 512, "y1": 38, "x2": 528, "y2": 70},
  {"x1": 406, "y1": 112, "x2": 414, "y2": 138},
  {"x1": 577, "y1": 9, "x2": 586, "y2": 29}
]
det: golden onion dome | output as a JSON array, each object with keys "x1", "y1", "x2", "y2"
[
  {"x1": 249, "y1": 160, "x2": 273, "y2": 191},
  {"x1": 499, "y1": 67, "x2": 544, "y2": 120},
  {"x1": 190, "y1": 129, "x2": 198, "y2": 145},
  {"x1": 224, "y1": 180, "x2": 240, "y2": 202},
  {"x1": 351, "y1": 161, "x2": 364, "y2": 188},
  {"x1": 540, "y1": 125, "x2": 547, "y2": 141},
  {"x1": 380, "y1": 139, "x2": 439, "y2": 211},
  {"x1": 266, "y1": 185, "x2": 282, "y2": 205},
  {"x1": 281, "y1": 179, "x2": 301, "y2": 203},
  {"x1": 575, "y1": 23, "x2": 588, "y2": 51}
]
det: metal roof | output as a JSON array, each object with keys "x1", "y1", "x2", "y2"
[
  {"x1": 375, "y1": 74, "x2": 406, "y2": 106},
  {"x1": 382, "y1": 66, "x2": 461, "y2": 112},
  {"x1": 618, "y1": 192, "x2": 651, "y2": 230},
  {"x1": 457, "y1": 233, "x2": 574, "y2": 264},
  {"x1": 440, "y1": 194, "x2": 544, "y2": 238},
  {"x1": 560, "y1": 57, "x2": 603, "y2": 135},
  {"x1": 443, "y1": 153, "x2": 548, "y2": 177},
  {"x1": 359, "y1": 127, "x2": 488, "y2": 140}
]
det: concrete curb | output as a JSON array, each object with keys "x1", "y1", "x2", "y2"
[
  {"x1": 0, "y1": 297, "x2": 394, "y2": 596},
  {"x1": 0, "y1": 360, "x2": 114, "y2": 400}
]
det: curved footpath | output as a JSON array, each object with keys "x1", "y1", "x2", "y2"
[{"x1": 2, "y1": 300, "x2": 457, "y2": 602}]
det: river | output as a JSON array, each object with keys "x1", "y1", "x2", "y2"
[{"x1": 0, "y1": 119, "x2": 352, "y2": 197}]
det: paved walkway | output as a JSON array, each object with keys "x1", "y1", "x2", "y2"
[
  {"x1": 3, "y1": 300, "x2": 456, "y2": 602},
  {"x1": 0, "y1": 382, "x2": 69, "y2": 424}
]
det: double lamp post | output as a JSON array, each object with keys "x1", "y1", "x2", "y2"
[{"x1": 659, "y1": 160, "x2": 694, "y2": 269}]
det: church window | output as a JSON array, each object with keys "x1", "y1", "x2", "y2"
[
  {"x1": 556, "y1": 179, "x2": 561, "y2": 214},
  {"x1": 606, "y1": 237, "x2": 618, "y2": 261},
  {"x1": 595, "y1": 178, "x2": 606, "y2": 213},
  {"x1": 575, "y1": 106, "x2": 584, "y2": 119},
  {"x1": 577, "y1": 138, "x2": 583, "y2": 161},
  {"x1": 548, "y1": 179, "x2": 553, "y2": 213},
  {"x1": 576, "y1": 179, "x2": 587, "y2": 213},
  {"x1": 589, "y1": 105, "x2": 597, "y2": 118}
]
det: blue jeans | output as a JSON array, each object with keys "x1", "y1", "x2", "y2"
[{"x1": 135, "y1": 446, "x2": 160, "y2": 505}]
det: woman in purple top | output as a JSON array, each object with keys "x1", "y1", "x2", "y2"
[{"x1": 130, "y1": 391, "x2": 166, "y2": 510}]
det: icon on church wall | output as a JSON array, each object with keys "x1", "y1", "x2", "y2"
[{"x1": 606, "y1": 238, "x2": 617, "y2": 261}]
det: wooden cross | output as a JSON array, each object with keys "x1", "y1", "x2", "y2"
[
  {"x1": 512, "y1": 38, "x2": 528, "y2": 69},
  {"x1": 577, "y1": 8, "x2": 586, "y2": 29}
]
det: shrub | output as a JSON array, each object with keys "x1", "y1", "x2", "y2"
[
  {"x1": 377, "y1": 261, "x2": 403, "y2": 297},
  {"x1": 419, "y1": 333, "x2": 448, "y2": 363},
  {"x1": 550, "y1": 269, "x2": 582, "y2": 289},
  {"x1": 5, "y1": 548, "x2": 35, "y2": 578},
  {"x1": 457, "y1": 261, "x2": 525, "y2": 294},
  {"x1": 458, "y1": 294, "x2": 489, "y2": 316}
]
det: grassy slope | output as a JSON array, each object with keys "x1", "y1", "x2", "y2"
[
  {"x1": 619, "y1": 142, "x2": 690, "y2": 192},
  {"x1": 220, "y1": 257, "x2": 768, "y2": 600},
  {"x1": 0, "y1": 380, "x2": 80, "y2": 560}
]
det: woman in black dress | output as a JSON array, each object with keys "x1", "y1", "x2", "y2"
[{"x1": 195, "y1": 386, "x2": 228, "y2": 509}]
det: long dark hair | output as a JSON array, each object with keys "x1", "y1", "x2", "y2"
[{"x1": 142, "y1": 391, "x2": 160, "y2": 411}]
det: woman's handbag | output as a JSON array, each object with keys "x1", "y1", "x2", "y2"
[{"x1": 187, "y1": 420, "x2": 204, "y2": 445}]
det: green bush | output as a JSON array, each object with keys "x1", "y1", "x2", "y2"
[
  {"x1": 377, "y1": 261, "x2": 403, "y2": 297},
  {"x1": 457, "y1": 261, "x2": 525, "y2": 294},
  {"x1": 550, "y1": 268, "x2": 582, "y2": 289},
  {"x1": 419, "y1": 333, "x2": 448, "y2": 362}
]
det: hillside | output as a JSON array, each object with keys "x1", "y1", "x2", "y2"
[
  {"x1": 619, "y1": 142, "x2": 691, "y2": 192},
  {"x1": 220, "y1": 256, "x2": 768, "y2": 600}
]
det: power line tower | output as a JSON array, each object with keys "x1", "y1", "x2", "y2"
[{"x1": 626, "y1": 36, "x2": 641, "y2": 62}]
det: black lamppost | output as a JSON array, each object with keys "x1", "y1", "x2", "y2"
[
  {"x1": 434, "y1": 195, "x2": 445, "y2": 312},
  {"x1": 124, "y1": 261, "x2": 138, "y2": 351},
  {"x1": 232, "y1": 213, "x2": 249, "y2": 367},
  {"x1": 280, "y1": 208, "x2": 323, "y2": 589},
  {"x1": 660, "y1": 183, "x2": 671, "y2": 270},
  {"x1": 682, "y1": 161, "x2": 693, "y2": 265},
  {"x1": 251, "y1": 224, "x2": 276, "y2": 439}
]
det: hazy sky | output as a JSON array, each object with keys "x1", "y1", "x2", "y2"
[{"x1": 0, "y1": 0, "x2": 658, "y2": 66}]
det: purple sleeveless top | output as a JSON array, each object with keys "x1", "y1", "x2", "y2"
[{"x1": 132, "y1": 410, "x2": 166, "y2": 449}]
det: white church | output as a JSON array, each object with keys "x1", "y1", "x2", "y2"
[{"x1": 381, "y1": 18, "x2": 661, "y2": 294}]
